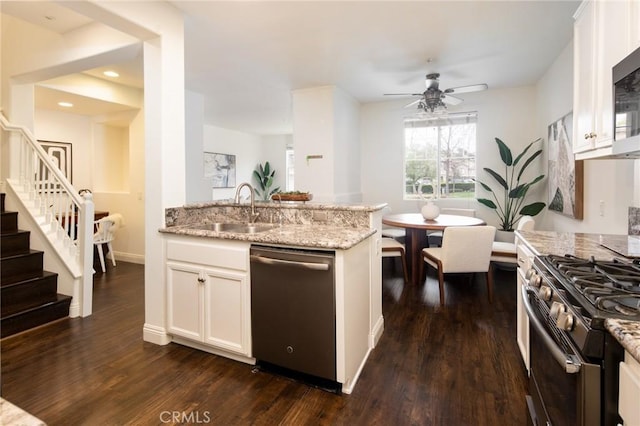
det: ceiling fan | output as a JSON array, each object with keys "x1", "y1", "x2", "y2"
[{"x1": 385, "y1": 73, "x2": 488, "y2": 113}]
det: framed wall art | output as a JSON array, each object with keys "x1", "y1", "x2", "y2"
[
  {"x1": 204, "y1": 152, "x2": 236, "y2": 188},
  {"x1": 38, "y1": 140, "x2": 73, "y2": 183},
  {"x1": 547, "y1": 112, "x2": 583, "y2": 219}
]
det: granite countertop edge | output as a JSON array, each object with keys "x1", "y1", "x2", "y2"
[
  {"x1": 605, "y1": 319, "x2": 640, "y2": 362},
  {"x1": 159, "y1": 224, "x2": 376, "y2": 250},
  {"x1": 180, "y1": 200, "x2": 388, "y2": 212}
]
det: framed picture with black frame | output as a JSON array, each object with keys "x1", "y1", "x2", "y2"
[{"x1": 37, "y1": 140, "x2": 73, "y2": 190}]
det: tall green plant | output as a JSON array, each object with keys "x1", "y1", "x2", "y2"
[
  {"x1": 475, "y1": 137, "x2": 546, "y2": 231},
  {"x1": 252, "y1": 161, "x2": 280, "y2": 201}
]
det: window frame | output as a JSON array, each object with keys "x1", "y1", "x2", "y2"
[{"x1": 403, "y1": 112, "x2": 478, "y2": 201}]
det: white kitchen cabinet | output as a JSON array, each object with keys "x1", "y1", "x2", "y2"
[
  {"x1": 573, "y1": 0, "x2": 633, "y2": 158},
  {"x1": 619, "y1": 351, "x2": 640, "y2": 425},
  {"x1": 515, "y1": 236, "x2": 534, "y2": 374},
  {"x1": 166, "y1": 236, "x2": 251, "y2": 359}
]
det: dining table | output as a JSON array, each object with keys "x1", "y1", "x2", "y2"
[{"x1": 382, "y1": 213, "x2": 486, "y2": 285}]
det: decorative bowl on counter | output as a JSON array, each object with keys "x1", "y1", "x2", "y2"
[{"x1": 271, "y1": 192, "x2": 313, "y2": 202}]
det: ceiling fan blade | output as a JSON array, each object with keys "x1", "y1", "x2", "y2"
[
  {"x1": 404, "y1": 99, "x2": 422, "y2": 108},
  {"x1": 384, "y1": 93, "x2": 423, "y2": 96},
  {"x1": 444, "y1": 83, "x2": 488, "y2": 95},
  {"x1": 442, "y1": 94, "x2": 463, "y2": 105}
]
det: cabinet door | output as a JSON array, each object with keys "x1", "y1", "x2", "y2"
[
  {"x1": 594, "y1": 0, "x2": 632, "y2": 148},
  {"x1": 516, "y1": 265, "x2": 530, "y2": 373},
  {"x1": 203, "y1": 269, "x2": 249, "y2": 355},
  {"x1": 631, "y1": 0, "x2": 640, "y2": 50},
  {"x1": 167, "y1": 262, "x2": 204, "y2": 341},
  {"x1": 573, "y1": 0, "x2": 597, "y2": 153}
]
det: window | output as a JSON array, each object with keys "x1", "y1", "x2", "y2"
[
  {"x1": 285, "y1": 145, "x2": 295, "y2": 191},
  {"x1": 404, "y1": 112, "x2": 477, "y2": 200}
]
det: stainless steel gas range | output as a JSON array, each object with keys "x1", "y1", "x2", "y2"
[{"x1": 522, "y1": 254, "x2": 640, "y2": 426}]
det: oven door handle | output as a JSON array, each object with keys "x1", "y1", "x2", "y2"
[{"x1": 521, "y1": 286, "x2": 582, "y2": 374}]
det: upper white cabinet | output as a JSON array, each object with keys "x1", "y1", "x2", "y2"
[{"x1": 573, "y1": 0, "x2": 633, "y2": 159}]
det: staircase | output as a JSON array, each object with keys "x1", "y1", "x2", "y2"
[{"x1": 1, "y1": 193, "x2": 72, "y2": 338}]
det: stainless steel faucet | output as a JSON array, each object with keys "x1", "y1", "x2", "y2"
[{"x1": 234, "y1": 182, "x2": 259, "y2": 223}]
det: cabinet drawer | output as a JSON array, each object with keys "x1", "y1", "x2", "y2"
[
  {"x1": 619, "y1": 353, "x2": 640, "y2": 424},
  {"x1": 516, "y1": 244, "x2": 533, "y2": 270},
  {"x1": 167, "y1": 238, "x2": 249, "y2": 271}
]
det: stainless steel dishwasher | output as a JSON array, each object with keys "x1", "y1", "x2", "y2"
[{"x1": 250, "y1": 246, "x2": 336, "y2": 382}]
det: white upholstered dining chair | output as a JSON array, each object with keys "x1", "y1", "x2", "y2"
[
  {"x1": 420, "y1": 225, "x2": 496, "y2": 306},
  {"x1": 490, "y1": 216, "x2": 535, "y2": 264},
  {"x1": 381, "y1": 237, "x2": 409, "y2": 284},
  {"x1": 427, "y1": 208, "x2": 477, "y2": 247}
]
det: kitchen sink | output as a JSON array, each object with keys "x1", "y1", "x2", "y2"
[{"x1": 190, "y1": 222, "x2": 278, "y2": 233}]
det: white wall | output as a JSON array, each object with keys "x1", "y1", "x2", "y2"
[
  {"x1": 536, "y1": 41, "x2": 636, "y2": 234},
  {"x1": 185, "y1": 90, "x2": 208, "y2": 203},
  {"x1": 334, "y1": 87, "x2": 361, "y2": 202},
  {"x1": 34, "y1": 109, "x2": 93, "y2": 189},
  {"x1": 203, "y1": 125, "x2": 287, "y2": 201},
  {"x1": 261, "y1": 134, "x2": 290, "y2": 195},
  {"x1": 34, "y1": 108, "x2": 146, "y2": 262},
  {"x1": 360, "y1": 86, "x2": 542, "y2": 230},
  {"x1": 292, "y1": 85, "x2": 362, "y2": 202}
]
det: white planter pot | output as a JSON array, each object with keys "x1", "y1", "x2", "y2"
[
  {"x1": 421, "y1": 201, "x2": 440, "y2": 220},
  {"x1": 495, "y1": 229, "x2": 515, "y2": 243}
]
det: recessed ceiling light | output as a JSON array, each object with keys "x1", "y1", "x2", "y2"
[
  {"x1": 58, "y1": 102, "x2": 73, "y2": 108},
  {"x1": 103, "y1": 70, "x2": 119, "y2": 78}
]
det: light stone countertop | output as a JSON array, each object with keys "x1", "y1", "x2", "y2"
[
  {"x1": 180, "y1": 200, "x2": 388, "y2": 212},
  {"x1": 160, "y1": 223, "x2": 376, "y2": 250},
  {"x1": 0, "y1": 398, "x2": 45, "y2": 426},
  {"x1": 515, "y1": 230, "x2": 627, "y2": 260},
  {"x1": 606, "y1": 319, "x2": 640, "y2": 362},
  {"x1": 516, "y1": 230, "x2": 640, "y2": 363}
]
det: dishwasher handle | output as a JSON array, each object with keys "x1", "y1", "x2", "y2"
[{"x1": 250, "y1": 254, "x2": 330, "y2": 271}]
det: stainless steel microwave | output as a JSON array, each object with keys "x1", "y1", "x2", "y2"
[{"x1": 613, "y1": 45, "x2": 640, "y2": 158}]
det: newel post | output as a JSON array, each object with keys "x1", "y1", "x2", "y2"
[{"x1": 78, "y1": 193, "x2": 95, "y2": 317}]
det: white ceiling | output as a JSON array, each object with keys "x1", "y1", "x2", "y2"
[{"x1": 3, "y1": 0, "x2": 581, "y2": 135}]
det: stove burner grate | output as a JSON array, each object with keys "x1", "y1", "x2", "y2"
[{"x1": 542, "y1": 254, "x2": 640, "y2": 318}]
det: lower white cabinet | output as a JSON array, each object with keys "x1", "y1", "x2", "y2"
[
  {"x1": 516, "y1": 237, "x2": 534, "y2": 373},
  {"x1": 619, "y1": 351, "x2": 640, "y2": 425},
  {"x1": 165, "y1": 237, "x2": 251, "y2": 357}
]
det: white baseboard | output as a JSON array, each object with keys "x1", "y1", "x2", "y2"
[
  {"x1": 143, "y1": 323, "x2": 171, "y2": 345},
  {"x1": 370, "y1": 315, "x2": 384, "y2": 348},
  {"x1": 113, "y1": 252, "x2": 145, "y2": 265}
]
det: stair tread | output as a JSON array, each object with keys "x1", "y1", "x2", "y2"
[
  {"x1": 1, "y1": 248, "x2": 44, "y2": 260},
  {"x1": 0, "y1": 228, "x2": 29, "y2": 237},
  {"x1": 1, "y1": 295, "x2": 72, "y2": 338},
  {"x1": 1, "y1": 269, "x2": 53, "y2": 287},
  {"x1": 1, "y1": 270, "x2": 58, "y2": 288},
  {"x1": 1, "y1": 294, "x2": 72, "y2": 319}
]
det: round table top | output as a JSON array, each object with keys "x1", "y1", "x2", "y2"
[{"x1": 382, "y1": 213, "x2": 486, "y2": 230}]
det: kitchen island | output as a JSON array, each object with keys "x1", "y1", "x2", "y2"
[{"x1": 158, "y1": 200, "x2": 386, "y2": 394}]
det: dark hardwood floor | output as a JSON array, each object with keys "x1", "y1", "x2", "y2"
[{"x1": 1, "y1": 259, "x2": 527, "y2": 425}]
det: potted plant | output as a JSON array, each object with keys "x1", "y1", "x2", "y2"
[
  {"x1": 475, "y1": 137, "x2": 546, "y2": 234},
  {"x1": 253, "y1": 161, "x2": 280, "y2": 201}
]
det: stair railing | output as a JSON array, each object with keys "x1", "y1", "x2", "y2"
[{"x1": 1, "y1": 112, "x2": 94, "y2": 316}]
